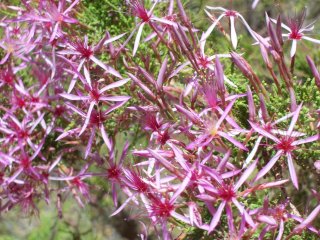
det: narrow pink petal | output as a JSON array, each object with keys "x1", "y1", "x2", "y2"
[
  {"x1": 257, "y1": 215, "x2": 277, "y2": 225},
  {"x1": 5, "y1": 168, "x2": 23, "y2": 185},
  {"x1": 225, "y1": 202, "x2": 235, "y2": 234},
  {"x1": 151, "y1": 16, "x2": 176, "y2": 26},
  {"x1": 83, "y1": 66, "x2": 91, "y2": 89},
  {"x1": 148, "y1": 148, "x2": 176, "y2": 173},
  {"x1": 234, "y1": 159, "x2": 257, "y2": 191},
  {"x1": 302, "y1": 36, "x2": 320, "y2": 44},
  {"x1": 103, "y1": 32, "x2": 127, "y2": 46},
  {"x1": 30, "y1": 140, "x2": 44, "y2": 160},
  {"x1": 196, "y1": 194, "x2": 216, "y2": 202},
  {"x1": 252, "y1": 0, "x2": 260, "y2": 9},
  {"x1": 287, "y1": 153, "x2": 299, "y2": 189},
  {"x1": 100, "y1": 96, "x2": 131, "y2": 102},
  {"x1": 272, "y1": 111, "x2": 295, "y2": 126},
  {"x1": 171, "y1": 211, "x2": 191, "y2": 224},
  {"x1": 110, "y1": 194, "x2": 135, "y2": 217},
  {"x1": 290, "y1": 39, "x2": 297, "y2": 58},
  {"x1": 258, "y1": 179, "x2": 289, "y2": 190},
  {"x1": 255, "y1": 150, "x2": 283, "y2": 181},
  {"x1": 221, "y1": 169, "x2": 242, "y2": 179},
  {"x1": 243, "y1": 136, "x2": 262, "y2": 168},
  {"x1": 84, "y1": 130, "x2": 95, "y2": 159},
  {"x1": 30, "y1": 113, "x2": 45, "y2": 133},
  {"x1": 209, "y1": 201, "x2": 226, "y2": 233},
  {"x1": 60, "y1": 93, "x2": 90, "y2": 101},
  {"x1": 287, "y1": 104, "x2": 302, "y2": 135},
  {"x1": 58, "y1": 50, "x2": 79, "y2": 55},
  {"x1": 0, "y1": 127, "x2": 14, "y2": 135},
  {"x1": 216, "y1": 99, "x2": 236, "y2": 129},
  {"x1": 49, "y1": 22, "x2": 59, "y2": 43},
  {"x1": 64, "y1": 0, "x2": 80, "y2": 14},
  {"x1": 218, "y1": 131, "x2": 248, "y2": 151},
  {"x1": 249, "y1": 121, "x2": 280, "y2": 143},
  {"x1": 293, "y1": 205, "x2": 320, "y2": 232},
  {"x1": 148, "y1": 0, "x2": 159, "y2": 15},
  {"x1": 293, "y1": 134, "x2": 319, "y2": 146},
  {"x1": 202, "y1": 13, "x2": 225, "y2": 41},
  {"x1": 217, "y1": 150, "x2": 231, "y2": 171},
  {"x1": 133, "y1": 22, "x2": 145, "y2": 56},
  {"x1": 232, "y1": 198, "x2": 255, "y2": 227},
  {"x1": 48, "y1": 155, "x2": 62, "y2": 173},
  {"x1": 169, "y1": 61, "x2": 190, "y2": 79},
  {"x1": 175, "y1": 104, "x2": 201, "y2": 124},
  {"x1": 168, "y1": 143, "x2": 189, "y2": 171},
  {"x1": 14, "y1": 83, "x2": 28, "y2": 95},
  {"x1": 100, "y1": 125, "x2": 112, "y2": 151},
  {"x1": 90, "y1": 56, "x2": 121, "y2": 78},
  {"x1": 128, "y1": 73, "x2": 156, "y2": 100},
  {"x1": 230, "y1": 16, "x2": 237, "y2": 49},
  {"x1": 156, "y1": 57, "x2": 168, "y2": 89},
  {"x1": 65, "y1": 102, "x2": 86, "y2": 117},
  {"x1": 79, "y1": 102, "x2": 95, "y2": 136},
  {"x1": 202, "y1": 166, "x2": 223, "y2": 184},
  {"x1": 99, "y1": 78, "x2": 130, "y2": 94},
  {"x1": 276, "y1": 220, "x2": 284, "y2": 240},
  {"x1": 105, "y1": 101, "x2": 128, "y2": 115},
  {"x1": 0, "y1": 52, "x2": 10, "y2": 65}
]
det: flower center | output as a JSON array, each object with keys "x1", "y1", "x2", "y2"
[
  {"x1": 218, "y1": 184, "x2": 236, "y2": 201},
  {"x1": 263, "y1": 123, "x2": 272, "y2": 132},
  {"x1": 289, "y1": 31, "x2": 303, "y2": 40},
  {"x1": 151, "y1": 199, "x2": 174, "y2": 218},
  {"x1": 197, "y1": 56, "x2": 211, "y2": 68},
  {"x1": 276, "y1": 136, "x2": 295, "y2": 153},
  {"x1": 157, "y1": 130, "x2": 170, "y2": 145},
  {"x1": 89, "y1": 110, "x2": 105, "y2": 126},
  {"x1": 90, "y1": 89, "x2": 101, "y2": 102},
  {"x1": 17, "y1": 130, "x2": 29, "y2": 139},
  {"x1": 54, "y1": 105, "x2": 65, "y2": 117},
  {"x1": 131, "y1": 0, "x2": 150, "y2": 22},
  {"x1": 21, "y1": 157, "x2": 31, "y2": 169},
  {"x1": 225, "y1": 10, "x2": 237, "y2": 17},
  {"x1": 107, "y1": 166, "x2": 121, "y2": 181},
  {"x1": 73, "y1": 41, "x2": 93, "y2": 59}
]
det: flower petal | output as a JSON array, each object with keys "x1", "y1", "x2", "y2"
[
  {"x1": 254, "y1": 150, "x2": 283, "y2": 181},
  {"x1": 290, "y1": 39, "x2": 297, "y2": 58},
  {"x1": 99, "y1": 78, "x2": 130, "y2": 94},
  {"x1": 230, "y1": 16, "x2": 237, "y2": 49},
  {"x1": 209, "y1": 201, "x2": 226, "y2": 233},
  {"x1": 249, "y1": 121, "x2": 280, "y2": 143},
  {"x1": 133, "y1": 22, "x2": 145, "y2": 56},
  {"x1": 287, "y1": 153, "x2": 298, "y2": 189}
]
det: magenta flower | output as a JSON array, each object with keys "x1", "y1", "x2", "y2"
[
  {"x1": 49, "y1": 164, "x2": 92, "y2": 207},
  {"x1": 0, "y1": 24, "x2": 37, "y2": 64},
  {"x1": 269, "y1": 11, "x2": 320, "y2": 57},
  {"x1": 185, "y1": 99, "x2": 248, "y2": 151},
  {"x1": 124, "y1": 0, "x2": 176, "y2": 56},
  {"x1": 10, "y1": 0, "x2": 79, "y2": 42},
  {"x1": 197, "y1": 160, "x2": 258, "y2": 233},
  {"x1": 1, "y1": 142, "x2": 44, "y2": 185},
  {"x1": 56, "y1": 101, "x2": 127, "y2": 158},
  {"x1": 58, "y1": 33, "x2": 125, "y2": 90},
  {"x1": 250, "y1": 198, "x2": 320, "y2": 239},
  {"x1": 0, "y1": 113, "x2": 46, "y2": 152},
  {"x1": 59, "y1": 67, "x2": 130, "y2": 136},
  {"x1": 250, "y1": 104, "x2": 319, "y2": 189},
  {"x1": 203, "y1": 7, "x2": 256, "y2": 49}
]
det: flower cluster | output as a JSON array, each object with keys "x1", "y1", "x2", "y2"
[{"x1": 0, "y1": 0, "x2": 319, "y2": 239}]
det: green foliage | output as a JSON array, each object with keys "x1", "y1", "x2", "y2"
[{"x1": 78, "y1": 0, "x2": 132, "y2": 41}]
